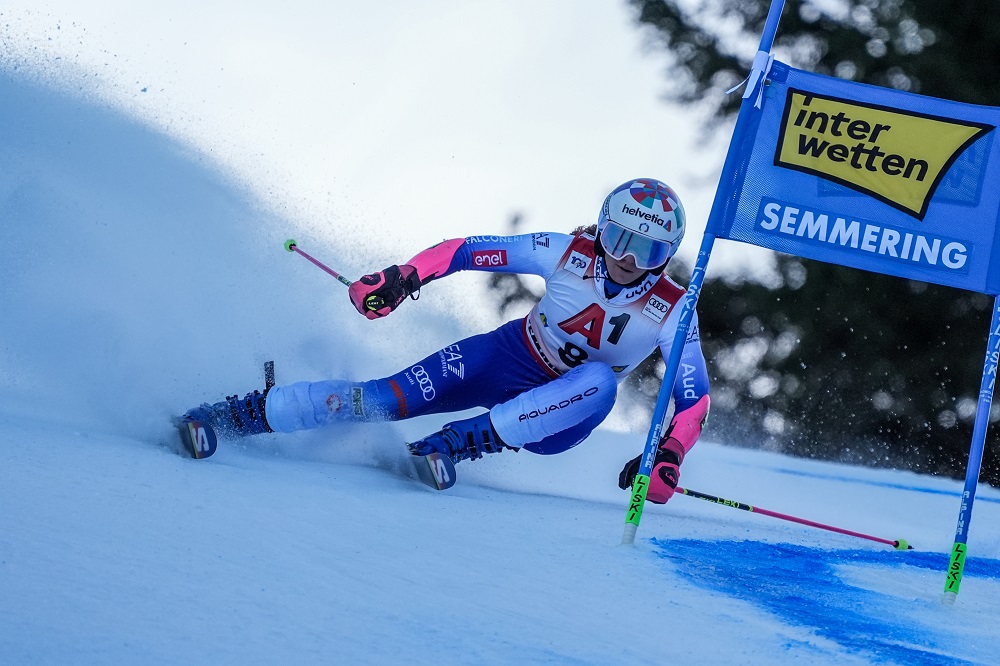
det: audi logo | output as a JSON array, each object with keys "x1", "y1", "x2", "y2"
[{"x1": 412, "y1": 365, "x2": 436, "y2": 401}]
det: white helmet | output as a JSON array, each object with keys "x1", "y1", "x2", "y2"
[{"x1": 597, "y1": 178, "x2": 686, "y2": 270}]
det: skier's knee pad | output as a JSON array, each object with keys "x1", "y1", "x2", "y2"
[{"x1": 490, "y1": 362, "x2": 617, "y2": 448}]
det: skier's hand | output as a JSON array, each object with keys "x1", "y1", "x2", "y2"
[
  {"x1": 620, "y1": 395, "x2": 709, "y2": 502},
  {"x1": 349, "y1": 264, "x2": 420, "y2": 319},
  {"x1": 617, "y1": 441, "x2": 682, "y2": 504},
  {"x1": 618, "y1": 454, "x2": 642, "y2": 492}
]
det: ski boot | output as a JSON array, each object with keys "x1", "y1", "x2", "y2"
[
  {"x1": 177, "y1": 389, "x2": 271, "y2": 459},
  {"x1": 177, "y1": 362, "x2": 275, "y2": 458},
  {"x1": 407, "y1": 411, "x2": 514, "y2": 464},
  {"x1": 181, "y1": 388, "x2": 273, "y2": 439}
]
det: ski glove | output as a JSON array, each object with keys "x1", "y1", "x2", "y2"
[
  {"x1": 618, "y1": 395, "x2": 710, "y2": 504},
  {"x1": 349, "y1": 264, "x2": 420, "y2": 320},
  {"x1": 618, "y1": 441, "x2": 684, "y2": 504}
]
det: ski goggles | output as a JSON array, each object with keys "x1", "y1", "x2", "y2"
[{"x1": 601, "y1": 221, "x2": 675, "y2": 270}]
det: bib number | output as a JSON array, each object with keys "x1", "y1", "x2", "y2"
[{"x1": 558, "y1": 341, "x2": 589, "y2": 368}]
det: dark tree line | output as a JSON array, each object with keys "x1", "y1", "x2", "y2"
[
  {"x1": 489, "y1": 1, "x2": 1000, "y2": 484},
  {"x1": 630, "y1": 0, "x2": 1000, "y2": 118},
  {"x1": 623, "y1": 0, "x2": 1000, "y2": 483},
  {"x1": 696, "y1": 257, "x2": 996, "y2": 480}
]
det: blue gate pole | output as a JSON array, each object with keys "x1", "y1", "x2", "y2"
[
  {"x1": 621, "y1": 0, "x2": 787, "y2": 544},
  {"x1": 943, "y1": 295, "x2": 1000, "y2": 604}
]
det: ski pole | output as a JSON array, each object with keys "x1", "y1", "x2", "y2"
[
  {"x1": 676, "y1": 486, "x2": 912, "y2": 550},
  {"x1": 285, "y1": 239, "x2": 392, "y2": 314},
  {"x1": 284, "y1": 239, "x2": 353, "y2": 288}
]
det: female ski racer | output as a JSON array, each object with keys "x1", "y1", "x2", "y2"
[{"x1": 183, "y1": 178, "x2": 710, "y2": 504}]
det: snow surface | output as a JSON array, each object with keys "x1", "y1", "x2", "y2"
[{"x1": 3, "y1": 70, "x2": 1000, "y2": 666}]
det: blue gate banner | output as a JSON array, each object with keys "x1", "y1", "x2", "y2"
[{"x1": 708, "y1": 60, "x2": 1000, "y2": 294}]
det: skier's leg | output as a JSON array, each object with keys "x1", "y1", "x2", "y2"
[
  {"x1": 192, "y1": 320, "x2": 550, "y2": 438},
  {"x1": 409, "y1": 361, "x2": 618, "y2": 462},
  {"x1": 263, "y1": 377, "x2": 405, "y2": 432},
  {"x1": 490, "y1": 361, "x2": 617, "y2": 451}
]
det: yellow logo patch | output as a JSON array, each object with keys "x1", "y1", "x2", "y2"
[{"x1": 775, "y1": 89, "x2": 992, "y2": 219}]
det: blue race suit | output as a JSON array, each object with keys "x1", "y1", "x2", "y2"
[{"x1": 264, "y1": 231, "x2": 709, "y2": 455}]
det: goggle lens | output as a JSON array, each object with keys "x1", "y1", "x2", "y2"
[{"x1": 601, "y1": 222, "x2": 673, "y2": 270}]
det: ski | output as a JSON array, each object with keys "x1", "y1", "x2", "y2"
[
  {"x1": 407, "y1": 451, "x2": 457, "y2": 490},
  {"x1": 175, "y1": 412, "x2": 453, "y2": 489},
  {"x1": 174, "y1": 352, "x2": 456, "y2": 487},
  {"x1": 176, "y1": 418, "x2": 218, "y2": 459}
]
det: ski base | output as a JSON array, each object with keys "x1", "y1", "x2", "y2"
[
  {"x1": 409, "y1": 452, "x2": 457, "y2": 490},
  {"x1": 177, "y1": 419, "x2": 218, "y2": 459}
]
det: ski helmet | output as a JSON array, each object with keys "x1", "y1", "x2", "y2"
[{"x1": 597, "y1": 178, "x2": 685, "y2": 271}]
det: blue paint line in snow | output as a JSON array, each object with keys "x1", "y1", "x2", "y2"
[
  {"x1": 652, "y1": 539, "x2": 1000, "y2": 665},
  {"x1": 770, "y1": 467, "x2": 1000, "y2": 505}
]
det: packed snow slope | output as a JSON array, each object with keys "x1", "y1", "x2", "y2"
[{"x1": 3, "y1": 73, "x2": 1000, "y2": 666}]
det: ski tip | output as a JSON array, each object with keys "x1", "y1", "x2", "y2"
[
  {"x1": 177, "y1": 419, "x2": 218, "y2": 459},
  {"x1": 411, "y1": 452, "x2": 457, "y2": 490}
]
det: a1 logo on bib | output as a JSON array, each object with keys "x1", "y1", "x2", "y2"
[
  {"x1": 642, "y1": 295, "x2": 670, "y2": 323},
  {"x1": 565, "y1": 251, "x2": 592, "y2": 277}
]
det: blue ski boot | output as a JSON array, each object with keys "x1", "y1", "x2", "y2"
[
  {"x1": 407, "y1": 411, "x2": 513, "y2": 464},
  {"x1": 182, "y1": 389, "x2": 273, "y2": 439}
]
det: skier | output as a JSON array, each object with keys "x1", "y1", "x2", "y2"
[{"x1": 182, "y1": 178, "x2": 710, "y2": 504}]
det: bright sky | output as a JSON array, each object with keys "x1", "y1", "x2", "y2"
[{"x1": 1, "y1": 1, "x2": 770, "y2": 276}]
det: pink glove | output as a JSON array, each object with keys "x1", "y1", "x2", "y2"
[
  {"x1": 348, "y1": 264, "x2": 420, "y2": 320},
  {"x1": 619, "y1": 394, "x2": 711, "y2": 504}
]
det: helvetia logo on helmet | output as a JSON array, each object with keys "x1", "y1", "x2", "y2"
[
  {"x1": 621, "y1": 203, "x2": 671, "y2": 231},
  {"x1": 775, "y1": 89, "x2": 993, "y2": 219}
]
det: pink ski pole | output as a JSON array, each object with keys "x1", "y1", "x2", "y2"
[
  {"x1": 285, "y1": 239, "x2": 394, "y2": 314},
  {"x1": 284, "y1": 239, "x2": 353, "y2": 288},
  {"x1": 676, "y1": 486, "x2": 912, "y2": 550}
]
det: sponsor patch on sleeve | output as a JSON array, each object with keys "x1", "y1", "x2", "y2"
[{"x1": 471, "y1": 249, "x2": 508, "y2": 267}]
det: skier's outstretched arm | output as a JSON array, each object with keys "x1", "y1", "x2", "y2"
[{"x1": 348, "y1": 233, "x2": 571, "y2": 319}]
